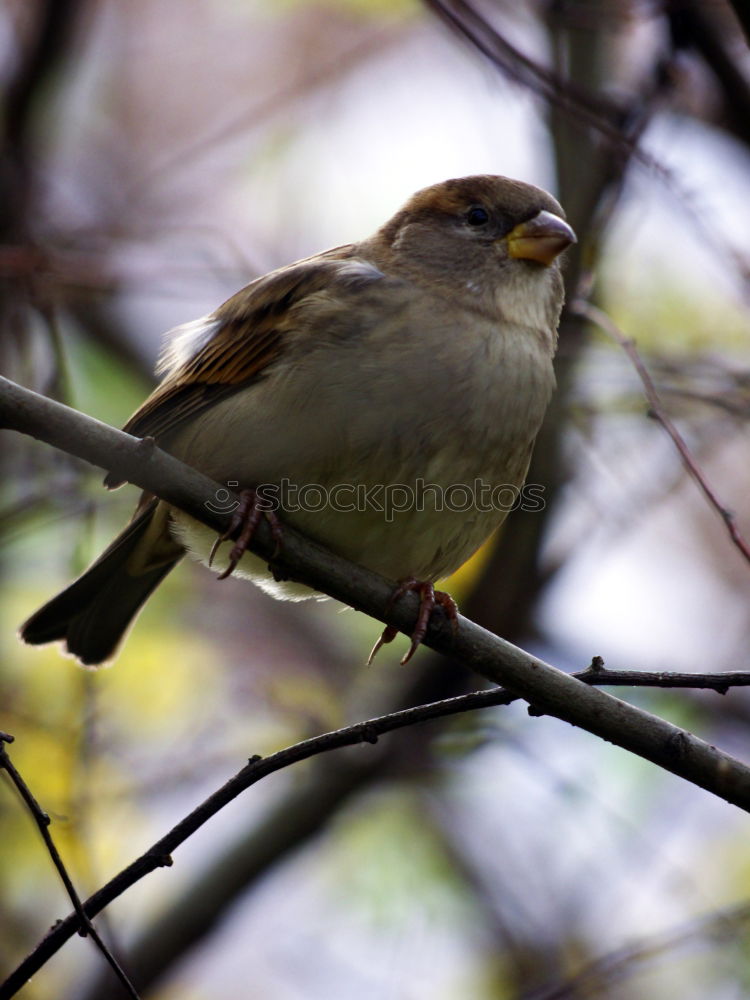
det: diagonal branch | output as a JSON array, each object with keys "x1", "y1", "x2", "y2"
[
  {"x1": 73, "y1": 665, "x2": 750, "y2": 1000},
  {"x1": 2, "y1": 374, "x2": 750, "y2": 800},
  {"x1": 423, "y1": 0, "x2": 658, "y2": 173},
  {"x1": 0, "y1": 733, "x2": 140, "y2": 999},
  {"x1": 574, "y1": 299, "x2": 750, "y2": 567},
  {"x1": 423, "y1": 0, "x2": 750, "y2": 295}
]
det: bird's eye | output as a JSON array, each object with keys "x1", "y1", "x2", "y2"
[{"x1": 466, "y1": 206, "x2": 489, "y2": 227}]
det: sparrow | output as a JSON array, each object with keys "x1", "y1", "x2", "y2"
[{"x1": 20, "y1": 175, "x2": 575, "y2": 667}]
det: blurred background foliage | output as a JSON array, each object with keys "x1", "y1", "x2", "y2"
[{"x1": 2, "y1": 0, "x2": 750, "y2": 997}]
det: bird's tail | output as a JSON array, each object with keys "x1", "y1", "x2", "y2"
[{"x1": 20, "y1": 500, "x2": 183, "y2": 666}]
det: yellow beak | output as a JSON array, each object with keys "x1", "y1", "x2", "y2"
[{"x1": 506, "y1": 210, "x2": 576, "y2": 266}]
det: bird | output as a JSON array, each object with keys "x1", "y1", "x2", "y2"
[{"x1": 20, "y1": 174, "x2": 575, "y2": 667}]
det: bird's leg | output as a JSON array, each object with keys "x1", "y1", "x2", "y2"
[
  {"x1": 209, "y1": 487, "x2": 283, "y2": 580},
  {"x1": 368, "y1": 578, "x2": 459, "y2": 665}
]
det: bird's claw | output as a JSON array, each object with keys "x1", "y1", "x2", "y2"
[
  {"x1": 368, "y1": 578, "x2": 459, "y2": 665},
  {"x1": 210, "y1": 488, "x2": 283, "y2": 579}
]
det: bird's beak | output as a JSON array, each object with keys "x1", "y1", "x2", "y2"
[{"x1": 506, "y1": 210, "x2": 577, "y2": 266}]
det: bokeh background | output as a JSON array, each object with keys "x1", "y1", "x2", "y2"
[{"x1": 2, "y1": 1, "x2": 750, "y2": 998}]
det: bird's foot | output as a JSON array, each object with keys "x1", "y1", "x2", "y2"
[
  {"x1": 368, "y1": 578, "x2": 459, "y2": 665},
  {"x1": 209, "y1": 488, "x2": 283, "y2": 580}
]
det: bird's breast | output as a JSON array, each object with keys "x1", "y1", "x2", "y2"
[{"x1": 168, "y1": 312, "x2": 555, "y2": 586}]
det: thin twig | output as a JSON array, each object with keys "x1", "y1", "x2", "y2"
[
  {"x1": 424, "y1": 0, "x2": 641, "y2": 159},
  {"x1": 577, "y1": 658, "x2": 750, "y2": 695},
  {"x1": 573, "y1": 299, "x2": 750, "y2": 566},
  {"x1": 0, "y1": 733, "x2": 140, "y2": 1000},
  {"x1": 424, "y1": 0, "x2": 750, "y2": 297}
]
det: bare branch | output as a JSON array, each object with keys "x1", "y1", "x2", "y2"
[
  {"x1": 423, "y1": 1, "x2": 750, "y2": 295},
  {"x1": 578, "y1": 657, "x2": 750, "y2": 694},
  {"x1": 0, "y1": 733, "x2": 140, "y2": 999},
  {"x1": 2, "y1": 374, "x2": 750, "y2": 802},
  {"x1": 668, "y1": 0, "x2": 750, "y2": 146},
  {"x1": 74, "y1": 660, "x2": 750, "y2": 1000},
  {"x1": 573, "y1": 299, "x2": 750, "y2": 567},
  {"x1": 423, "y1": 0, "x2": 660, "y2": 174}
]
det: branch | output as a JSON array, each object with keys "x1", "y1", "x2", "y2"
[
  {"x1": 577, "y1": 657, "x2": 750, "y2": 694},
  {"x1": 0, "y1": 733, "x2": 140, "y2": 999},
  {"x1": 423, "y1": 0, "x2": 671, "y2": 180},
  {"x1": 423, "y1": 0, "x2": 750, "y2": 295},
  {"x1": 423, "y1": 0, "x2": 638, "y2": 158},
  {"x1": 0, "y1": 689, "x2": 522, "y2": 997},
  {"x1": 4, "y1": 659, "x2": 747, "y2": 998},
  {"x1": 4, "y1": 374, "x2": 750, "y2": 993},
  {"x1": 668, "y1": 0, "x2": 750, "y2": 147},
  {"x1": 573, "y1": 300, "x2": 750, "y2": 566},
  {"x1": 2, "y1": 374, "x2": 750, "y2": 800},
  {"x1": 74, "y1": 661, "x2": 750, "y2": 1000}
]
